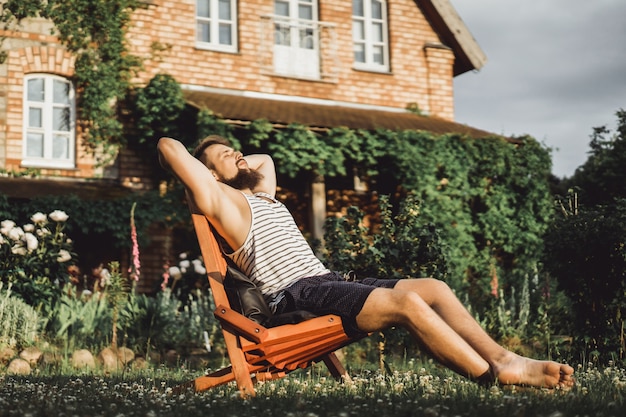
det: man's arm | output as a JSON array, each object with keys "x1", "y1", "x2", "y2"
[{"x1": 244, "y1": 154, "x2": 277, "y2": 197}]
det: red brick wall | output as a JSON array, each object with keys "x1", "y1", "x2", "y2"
[{"x1": 128, "y1": 0, "x2": 455, "y2": 119}]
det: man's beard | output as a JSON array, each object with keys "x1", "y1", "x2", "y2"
[{"x1": 221, "y1": 168, "x2": 264, "y2": 191}]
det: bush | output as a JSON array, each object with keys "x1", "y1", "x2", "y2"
[
  {"x1": 0, "y1": 283, "x2": 40, "y2": 348},
  {"x1": 0, "y1": 210, "x2": 75, "y2": 315},
  {"x1": 543, "y1": 194, "x2": 626, "y2": 361}
]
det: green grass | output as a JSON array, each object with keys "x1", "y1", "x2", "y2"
[{"x1": 0, "y1": 361, "x2": 624, "y2": 416}]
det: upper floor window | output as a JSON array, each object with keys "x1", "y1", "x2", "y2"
[
  {"x1": 196, "y1": 0, "x2": 238, "y2": 52},
  {"x1": 352, "y1": 0, "x2": 389, "y2": 72},
  {"x1": 23, "y1": 74, "x2": 75, "y2": 169}
]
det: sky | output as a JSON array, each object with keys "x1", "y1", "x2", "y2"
[{"x1": 448, "y1": 0, "x2": 626, "y2": 178}]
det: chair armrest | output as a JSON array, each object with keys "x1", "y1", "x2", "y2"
[{"x1": 214, "y1": 305, "x2": 268, "y2": 343}]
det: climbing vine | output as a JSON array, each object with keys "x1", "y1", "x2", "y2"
[{"x1": 1, "y1": 0, "x2": 142, "y2": 164}]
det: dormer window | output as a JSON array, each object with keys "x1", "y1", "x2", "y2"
[
  {"x1": 22, "y1": 74, "x2": 76, "y2": 169},
  {"x1": 196, "y1": 0, "x2": 238, "y2": 52},
  {"x1": 352, "y1": 0, "x2": 390, "y2": 72}
]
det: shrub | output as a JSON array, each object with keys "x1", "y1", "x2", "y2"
[
  {"x1": 0, "y1": 283, "x2": 40, "y2": 348},
  {"x1": 543, "y1": 194, "x2": 626, "y2": 361},
  {"x1": 0, "y1": 210, "x2": 75, "y2": 315}
]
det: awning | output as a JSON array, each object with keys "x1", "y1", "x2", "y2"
[{"x1": 183, "y1": 90, "x2": 494, "y2": 139}]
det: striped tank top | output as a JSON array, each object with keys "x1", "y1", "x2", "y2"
[{"x1": 224, "y1": 192, "x2": 330, "y2": 298}]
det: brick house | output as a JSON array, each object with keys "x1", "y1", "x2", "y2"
[{"x1": 0, "y1": 0, "x2": 489, "y2": 292}]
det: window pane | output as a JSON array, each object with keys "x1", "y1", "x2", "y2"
[
  {"x1": 372, "y1": 45, "x2": 384, "y2": 64},
  {"x1": 352, "y1": 20, "x2": 364, "y2": 41},
  {"x1": 353, "y1": 0, "x2": 364, "y2": 17},
  {"x1": 274, "y1": 1, "x2": 289, "y2": 16},
  {"x1": 299, "y1": 5, "x2": 312, "y2": 20},
  {"x1": 52, "y1": 135, "x2": 69, "y2": 159},
  {"x1": 274, "y1": 23, "x2": 291, "y2": 45},
  {"x1": 372, "y1": 22, "x2": 383, "y2": 42},
  {"x1": 29, "y1": 107, "x2": 42, "y2": 128},
  {"x1": 353, "y1": 43, "x2": 365, "y2": 63},
  {"x1": 371, "y1": 0, "x2": 382, "y2": 19},
  {"x1": 300, "y1": 28, "x2": 314, "y2": 49},
  {"x1": 27, "y1": 78, "x2": 45, "y2": 102},
  {"x1": 197, "y1": 0, "x2": 210, "y2": 17},
  {"x1": 53, "y1": 107, "x2": 70, "y2": 131},
  {"x1": 53, "y1": 80, "x2": 70, "y2": 104},
  {"x1": 26, "y1": 133, "x2": 44, "y2": 157},
  {"x1": 218, "y1": 0, "x2": 231, "y2": 20},
  {"x1": 219, "y1": 23, "x2": 232, "y2": 45},
  {"x1": 197, "y1": 22, "x2": 211, "y2": 42}
]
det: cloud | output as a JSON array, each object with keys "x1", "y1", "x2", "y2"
[{"x1": 450, "y1": 0, "x2": 626, "y2": 177}]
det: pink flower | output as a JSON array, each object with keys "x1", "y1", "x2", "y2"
[{"x1": 129, "y1": 203, "x2": 141, "y2": 282}]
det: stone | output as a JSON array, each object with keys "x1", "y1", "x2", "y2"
[
  {"x1": 97, "y1": 347, "x2": 120, "y2": 371},
  {"x1": 19, "y1": 346, "x2": 43, "y2": 366},
  {"x1": 116, "y1": 347, "x2": 135, "y2": 365},
  {"x1": 0, "y1": 346, "x2": 16, "y2": 364},
  {"x1": 41, "y1": 351, "x2": 62, "y2": 367},
  {"x1": 7, "y1": 358, "x2": 31, "y2": 375},
  {"x1": 71, "y1": 349, "x2": 95, "y2": 369}
]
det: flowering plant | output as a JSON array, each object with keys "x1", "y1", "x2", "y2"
[
  {"x1": 161, "y1": 252, "x2": 207, "y2": 302},
  {"x1": 0, "y1": 210, "x2": 76, "y2": 314}
]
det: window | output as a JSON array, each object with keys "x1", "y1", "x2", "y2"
[
  {"x1": 196, "y1": 0, "x2": 238, "y2": 52},
  {"x1": 23, "y1": 74, "x2": 75, "y2": 169},
  {"x1": 352, "y1": 0, "x2": 389, "y2": 72}
]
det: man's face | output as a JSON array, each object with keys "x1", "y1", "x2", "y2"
[{"x1": 205, "y1": 144, "x2": 263, "y2": 190}]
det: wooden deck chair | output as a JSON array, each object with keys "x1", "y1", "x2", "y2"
[{"x1": 178, "y1": 202, "x2": 364, "y2": 397}]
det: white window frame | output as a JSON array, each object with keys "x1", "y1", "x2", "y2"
[
  {"x1": 195, "y1": 0, "x2": 238, "y2": 53},
  {"x1": 352, "y1": 0, "x2": 390, "y2": 72},
  {"x1": 22, "y1": 74, "x2": 76, "y2": 169}
]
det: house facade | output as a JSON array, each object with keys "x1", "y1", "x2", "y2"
[{"x1": 0, "y1": 0, "x2": 488, "y2": 292}]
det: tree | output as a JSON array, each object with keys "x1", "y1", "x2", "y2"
[{"x1": 566, "y1": 109, "x2": 626, "y2": 205}]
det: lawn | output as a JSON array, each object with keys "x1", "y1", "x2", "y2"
[{"x1": 1, "y1": 360, "x2": 624, "y2": 417}]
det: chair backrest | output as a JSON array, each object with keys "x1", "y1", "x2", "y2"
[{"x1": 189, "y1": 210, "x2": 231, "y2": 309}]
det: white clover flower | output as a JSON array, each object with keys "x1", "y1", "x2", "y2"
[
  {"x1": 49, "y1": 210, "x2": 69, "y2": 222},
  {"x1": 57, "y1": 249, "x2": 72, "y2": 262},
  {"x1": 11, "y1": 244, "x2": 27, "y2": 256},
  {"x1": 30, "y1": 212, "x2": 47, "y2": 225},
  {"x1": 1, "y1": 220, "x2": 15, "y2": 234},
  {"x1": 179, "y1": 252, "x2": 188, "y2": 260},
  {"x1": 23, "y1": 223, "x2": 35, "y2": 233},
  {"x1": 169, "y1": 266, "x2": 182, "y2": 280},
  {"x1": 8, "y1": 226, "x2": 24, "y2": 241},
  {"x1": 24, "y1": 233, "x2": 38, "y2": 252}
]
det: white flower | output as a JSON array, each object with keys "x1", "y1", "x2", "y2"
[
  {"x1": 30, "y1": 212, "x2": 47, "y2": 225},
  {"x1": 100, "y1": 268, "x2": 111, "y2": 286},
  {"x1": 23, "y1": 223, "x2": 35, "y2": 233},
  {"x1": 11, "y1": 244, "x2": 27, "y2": 256},
  {"x1": 169, "y1": 266, "x2": 182, "y2": 280},
  {"x1": 8, "y1": 227, "x2": 24, "y2": 241},
  {"x1": 0, "y1": 235, "x2": 4, "y2": 245},
  {"x1": 49, "y1": 210, "x2": 69, "y2": 222},
  {"x1": 192, "y1": 259, "x2": 206, "y2": 275},
  {"x1": 179, "y1": 252, "x2": 188, "y2": 260},
  {"x1": 24, "y1": 233, "x2": 38, "y2": 252},
  {"x1": 57, "y1": 249, "x2": 72, "y2": 262},
  {"x1": 1, "y1": 220, "x2": 15, "y2": 234}
]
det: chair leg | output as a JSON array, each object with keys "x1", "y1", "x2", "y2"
[{"x1": 322, "y1": 351, "x2": 350, "y2": 381}]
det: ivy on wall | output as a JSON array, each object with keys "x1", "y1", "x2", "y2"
[{"x1": 1, "y1": 0, "x2": 142, "y2": 164}]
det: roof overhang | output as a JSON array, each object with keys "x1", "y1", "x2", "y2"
[
  {"x1": 183, "y1": 89, "x2": 493, "y2": 138},
  {"x1": 417, "y1": 0, "x2": 487, "y2": 75}
]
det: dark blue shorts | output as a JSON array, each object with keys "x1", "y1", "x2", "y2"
[{"x1": 272, "y1": 272, "x2": 399, "y2": 337}]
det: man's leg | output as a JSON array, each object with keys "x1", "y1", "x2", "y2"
[{"x1": 356, "y1": 280, "x2": 574, "y2": 388}]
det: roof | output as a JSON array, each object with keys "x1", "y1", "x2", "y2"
[
  {"x1": 418, "y1": 0, "x2": 488, "y2": 75},
  {"x1": 183, "y1": 90, "x2": 494, "y2": 139}
]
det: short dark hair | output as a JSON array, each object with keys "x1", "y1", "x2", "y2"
[{"x1": 192, "y1": 135, "x2": 231, "y2": 168}]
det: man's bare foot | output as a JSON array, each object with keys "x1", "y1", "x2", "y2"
[{"x1": 493, "y1": 353, "x2": 575, "y2": 389}]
